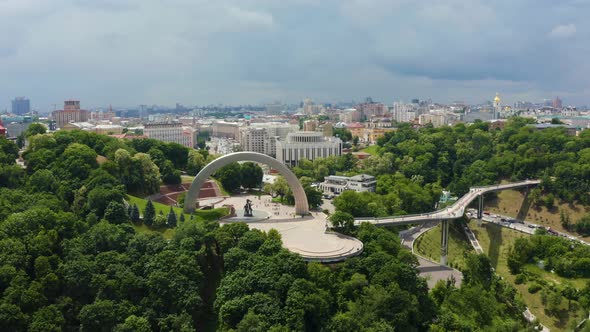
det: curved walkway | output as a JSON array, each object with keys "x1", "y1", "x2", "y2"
[
  {"x1": 400, "y1": 224, "x2": 463, "y2": 288},
  {"x1": 355, "y1": 180, "x2": 541, "y2": 226}
]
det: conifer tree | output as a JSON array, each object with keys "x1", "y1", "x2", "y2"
[
  {"x1": 167, "y1": 206, "x2": 177, "y2": 228},
  {"x1": 131, "y1": 203, "x2": 140, "y2": 223},
  {"x1": 144, "y1": 200, "x2": 156, "y2": 226}
]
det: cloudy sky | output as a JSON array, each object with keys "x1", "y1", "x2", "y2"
[{"x1": 1, "y1": 0, "x2": 588, "y2": 110}]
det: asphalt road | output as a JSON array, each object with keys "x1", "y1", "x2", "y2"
[{"x1": 466, "y1": 208, "x2": 589, "y2": 246}]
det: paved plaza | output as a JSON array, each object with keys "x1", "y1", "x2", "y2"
[{"x1": 200, "y1": 194, "x2": 363, "y2": 262}]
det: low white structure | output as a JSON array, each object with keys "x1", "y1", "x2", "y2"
[
  {"x1": 319, "y1": 174, "x2": 376, "y2": 195},
  {"x1": 276, "y1": 132, "x2": 342, "y2": 166}
]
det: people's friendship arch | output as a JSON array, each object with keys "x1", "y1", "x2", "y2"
[{"x1": 184, "y1": 152, "x2": 310, "y2": 216}]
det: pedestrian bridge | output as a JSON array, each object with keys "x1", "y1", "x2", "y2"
[
  {"x1": 354, "y1": 179, "x2": 540, "y2": 227},
  {"x1": 354, "y1": 179, "x2": 540, "y2": 265}
]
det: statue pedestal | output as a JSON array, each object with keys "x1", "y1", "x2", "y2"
[{"x1": 224, "y1": 209, "x2": 270, "y2": 222}]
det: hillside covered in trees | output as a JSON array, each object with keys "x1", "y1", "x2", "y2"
[
  {"x1": 328, "y1": 119, "x2": 590, "y2": 230},
  {"x1": 0, "y1": 128, "x2": 537, "y2": 330}
]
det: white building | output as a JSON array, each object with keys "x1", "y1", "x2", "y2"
[
  {"x1": 144, "y1": 122, "x2": 195, "y2": 148},
  {"x1": 319, "y1": 174, "x2": 377, "y2": 196},
  {"x1": 276, "y1": 132, "x2": 342, "y2": 166}
]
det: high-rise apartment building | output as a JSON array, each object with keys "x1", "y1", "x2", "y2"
[
  {"x1": 52, "y1": 100, "x2": 90, "y2": 128},
  {"x1": 356, "y1": 101, "x2": 388, "y2": 120},
  {"x1": 239, "y1": 123, "x2": 298, "y2": 156},
  {"x1": 392, "y1": 102, "x2": 416, "y2": 123},
  {"x1": 239, "y1": 127, "x2": 269, "y2": 155},
  {"x1": 212, "y1": 121, "x2": 241, "y2": 139},
  {"x1": 276, "y1": 132, "x2": 342, "y2": 166},
  {"x1": 12, "y1": 97, "x2": 30, "y2": 115},
  {"x1": 339, "y1": 109, "x2": 361, "y2": 123},
  {"x1": 552, "y1": 96, "x2": 562, "y2": 109},
  {"x1": 302, "y1": 98, "x2": 325, "y2": 115},
  {"x1": 144, "y1": 122, "x2": 195, "y2": 148}
]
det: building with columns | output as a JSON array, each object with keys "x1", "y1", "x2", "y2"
[{"x1": 276, "y1": 132, "x2": 342, "y2": 166}]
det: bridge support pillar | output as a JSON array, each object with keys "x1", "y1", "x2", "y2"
[
  {"x1": 477, "y1": 194, "x2": 484, "y2": 219},
  {"x1": 440, "y1": 220, "x2": 449, "y2": 266}
]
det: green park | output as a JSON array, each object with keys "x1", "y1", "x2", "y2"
[{"x1": 1, "y1": 117, "x2": 590, "y2": 330}]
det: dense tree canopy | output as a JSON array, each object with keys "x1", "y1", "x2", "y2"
[
  {"x1": 374, "y1": 119, "x2": 590, "y2": 203},
  {"x1": 215, "y1": 162, "x2": 264, "y2": 193},
  {"x1": 0, "y1": 120, "x2": 572, "y2": 330}
]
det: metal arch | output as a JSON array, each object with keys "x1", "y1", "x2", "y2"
[{"x1": 184, "y1": 152, "x2": 310, "y2": 216}]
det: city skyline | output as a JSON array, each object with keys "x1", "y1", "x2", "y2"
[{"x1": 1, "y1": 0, "x2": 589, "y2": 109}]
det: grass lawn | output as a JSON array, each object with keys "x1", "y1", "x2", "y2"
[
  {"x1": 180, "y1": 175, "x2": 230, "y2": 197},
  {"x1": 127, "y1": 195, "x2": 229, "y2": 240},
  {"x1": 126, "y1": 195, "x2": 228, "y2": 222},
  {"x1": 469, "y1": 220, "x2": 587, "y2": 331},
  {"x1": 212, "y1": 178, "x2": 230, "y2": 196},
  {"x1": 414, "y1": 221, "x2": 474, "y2": 270},
  {"x1": 361, "y1": 145, "x2": 380, "y2": 155},
  {"x1": 485, "y1": 188, "x2": 590, "y2": 237},
  {"x1": 181, "y1": 175, "x2": 194, "y2": 184}
]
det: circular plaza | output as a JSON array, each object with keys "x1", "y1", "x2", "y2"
[
  {"x1": 185, "y1": 152, "x2": 363, "y2": 262},
  {"x1": 211, "y1": 194, "x2": 364, "y2": 262}
]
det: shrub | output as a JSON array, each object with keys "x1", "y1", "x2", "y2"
[
  {"x1": 515, "y1": 274, "x2": 527, "y2": 285},
  {"x1": 528, "y1": 283, "x2": 542, "y2": 294}
]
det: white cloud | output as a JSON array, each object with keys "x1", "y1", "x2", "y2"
[
  {"x1": 225, "y1": 6, "x2": 274, "y2": 28},
  {"x1": 0, "y1": 1, "x2": 589, "y2": 108},
  {"x1": 549, "y1": 23, "x2": 577, "y2": 38}
]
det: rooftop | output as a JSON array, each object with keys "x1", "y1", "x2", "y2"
[{"x1": 347, "y1": 122, "x2": 364, "y2": 129}]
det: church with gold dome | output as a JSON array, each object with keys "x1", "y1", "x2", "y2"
[{"x1": 493, "y1": 93, "x2": 501, "y2": 119}]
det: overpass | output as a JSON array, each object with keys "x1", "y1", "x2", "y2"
[{"x1": 354, "y1": 179, "x2": 541, "y2": 265}]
